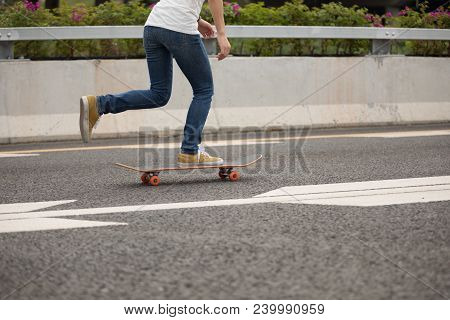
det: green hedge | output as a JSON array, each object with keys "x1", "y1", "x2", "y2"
[{"x1": 0, "y1": 0, "x2": 449, "y2": 59}]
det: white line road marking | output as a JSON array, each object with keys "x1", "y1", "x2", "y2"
[
  {"x1": 0, "y1": 200, "x2": 77, "y2": 214},
  {"x1": 0, "y1": 153, "x2": 40, "y2": 158},
  {"x1": 356, "y1": 130, "x2": 450, "y2": 138},
  {"x1": 0, "y1": 218, "x2": 125, "y2": 234},
  {"x1": 1, "y1": 176, "x2": 449, "y2": 233},
  {"x1": 0, "y1": 129, "x2": 448, "y2": 155},
  {"x1": 0, "y1": 140, "x2": 280, "y2": 155},
  {"x1": 246, "y1": 129, "x2": 450, "y2": 141}
]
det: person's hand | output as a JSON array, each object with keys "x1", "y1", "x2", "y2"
[
  {"x1": 217, "y1": 34, "x2": 231, "y2": 61},
  {"x1": 197, "y1": 19, "x2": 215, "y2": 38}
]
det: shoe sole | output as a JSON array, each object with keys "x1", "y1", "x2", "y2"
[
  {"x1": 79, "y1": 96, "x2": 89, "y2": 143},
  {"x1": 177, "y1": 160, "x2": 224, "y2": 167}
]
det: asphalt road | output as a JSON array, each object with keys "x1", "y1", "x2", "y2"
[{"x1": 0, "y1": 124, "x2": 449, "y2": 299}]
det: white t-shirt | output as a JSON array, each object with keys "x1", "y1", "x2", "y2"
[{"x1": 145, "y1": 0, "x2": 205, "y2": 35}]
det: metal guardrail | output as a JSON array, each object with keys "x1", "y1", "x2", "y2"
[{"x1": 1, "y1": 25, "x2": 449, "y2": 59}]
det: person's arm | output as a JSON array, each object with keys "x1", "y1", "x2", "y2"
[{"x1": 207, "y1": 0, "x2": 231, "y2": 60}]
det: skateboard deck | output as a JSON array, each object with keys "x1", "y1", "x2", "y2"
[{"x1": 115, "y1": 154, "x2": 262, "y2": 186}]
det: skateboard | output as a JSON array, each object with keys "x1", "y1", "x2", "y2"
[{"x1": 115, "y1": 154, "x2": 262, "y2": 186}]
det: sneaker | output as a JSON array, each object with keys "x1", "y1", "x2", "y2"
[
  {"x1": 80, "y1": 95, "x2": 100, "y2": 143},
  {"x1": 177, "y1": 150, "x2": 224, "y2": 166}
]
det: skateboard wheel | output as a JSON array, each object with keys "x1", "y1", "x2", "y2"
[
  {"x1": 229, "y1": 171, "x2": 240, "y2": 182},
  {"x1": 149, "y1": 175, "x2": 160, "y2": 186},
  {"x1": 141, "y1": 173, "x2": 150, "y2": 184}
]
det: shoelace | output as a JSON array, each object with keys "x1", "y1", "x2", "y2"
[{"x1": 199, "y1": 150, "x2": 211, "y2": 160}]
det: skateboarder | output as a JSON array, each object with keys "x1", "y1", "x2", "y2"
[{"x1": 80, "y1": 0, "x2": 230, "y2": 165}]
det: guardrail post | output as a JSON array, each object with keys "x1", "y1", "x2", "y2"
[
  {"x1": 0, "y1": 41, "x2": 14, "y2": 59},
  {"x1": 371, "y1": 39, "x2": 391, "y2": 55},
  {"x1": 0, "y1": 30, "x2": 14, "y2": 59},
  {"x1": 203, "y1": 38, "x2": 217, "y2": 55}
]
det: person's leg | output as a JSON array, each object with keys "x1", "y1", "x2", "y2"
[
  {"x1": 80, "y1": 27, "x2": 174, "y2": 143},
  {"x1": 165, "y1": 33, "x2": 214, "y2": 155},
  {"x1": 97, "y1": 26, "x2": 173, "y2": 114}
]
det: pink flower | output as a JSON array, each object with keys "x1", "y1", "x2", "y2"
[
  {"x1": 71, "y1": 11, "x2": 83, "y2": 22},
  {"x1": 72, "y1": 12, "x2": 82, "y2": 22},
  {"x1": 71, "y1": 6, "x2": 87, "y2": 23},
  {"x1": 70, "y1": 5, "x2": 87, "y2": 23},
  {"x1": 23, "y1": 0, "x2": 39, "y2": 11},
  {"x1": 149, "y1": 3, "x2": 156, "y2": 9},
  {"x1": 429, "y1": 10, "x2": 449, "y2": 19},
  {"x1": 373, "y1": 23, "x2": 384, "y2": 28},
  {"x1": 385, "y1": 12, "x2": 392, "y2": 18},
  {"x1": 232, "y1": 3, "x2": 240, "y2": 15},
  {"x1": 364, "y1": 14, "x2": 374, "y2": 22},
  {"x1": 398, "y1": 10, "x2": 406, "y2": 16}
]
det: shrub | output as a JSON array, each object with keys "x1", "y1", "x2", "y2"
[{"x1": 0, "y1": 0, "x2": 448, "y2": 59}]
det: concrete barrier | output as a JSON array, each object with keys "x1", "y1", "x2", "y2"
[{"x1": 1, "y1": 56, "x2": 449, "y2": 143}]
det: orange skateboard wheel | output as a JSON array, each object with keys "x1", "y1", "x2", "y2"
[
  {"x1": 229, "y1": 171, "x2": 240, "y2": 182},
  {"x1": 149, "y1": 175, "x2": 160, "y2": 186}
]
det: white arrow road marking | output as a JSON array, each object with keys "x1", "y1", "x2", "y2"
[
  {"x1": 0, "y1": 200, "x2": 126, "y2": 234},
  {"x1": 1, "y1": 176, "x2": 449, "y2": 233},
  {"x1": 0, "y1": 153, "x2": 39, "y2": 158},
  {"x1": 0, "y1": 200, "x2": 77, "y2": 214},
  {"x1": 0, "y1": 176, "x2": 449, "y2": 233},
  {"x1": 0, "y1": 197, "x2": 287, "y2": 221},
  {"x1": 296, "y1": 189, "x2": 450, "y2": 206},
  {"x1": 256, "y1": 176, "x2": 450, "y2": 207},
  {"x1": 255, "y1": 176, "x2": 450, "y2": 197},
  {"x1": 277, "y1": 185, "x2": 450, "y2": 206}
]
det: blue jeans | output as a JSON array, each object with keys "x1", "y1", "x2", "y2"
[{"x1": 97, "y1": 26, "x2": 214, "y2": 154}]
